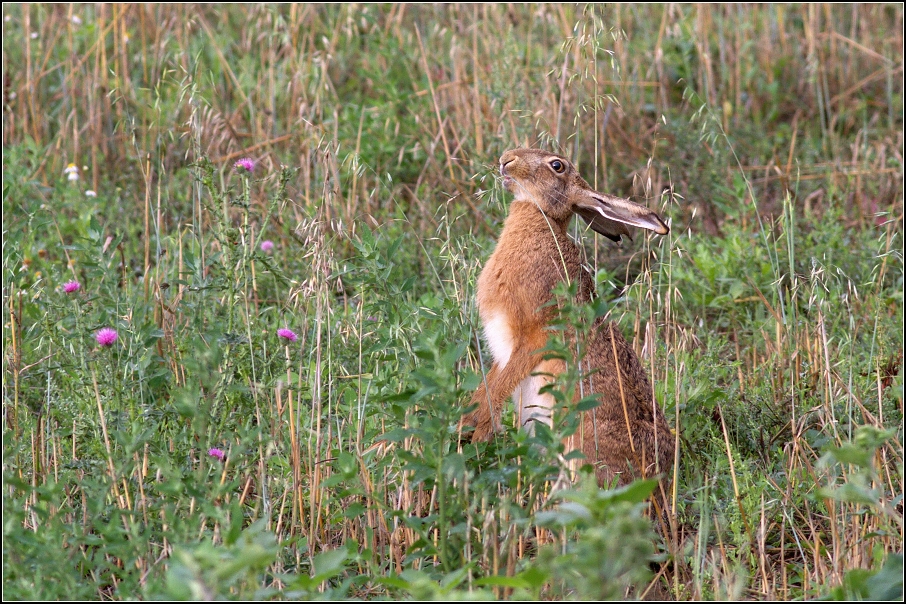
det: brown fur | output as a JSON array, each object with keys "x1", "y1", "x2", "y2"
[{"x1": 462, "y1": 148, "x2": 674, "y2": 490}]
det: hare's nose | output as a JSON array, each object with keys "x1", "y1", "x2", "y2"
[{"x1": 500, "y1": 158, "x2": 515, "y2": 176}]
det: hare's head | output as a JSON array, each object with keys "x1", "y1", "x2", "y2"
[{"x1": 499, "y1": 148, "x2": 669, "y2": 241}]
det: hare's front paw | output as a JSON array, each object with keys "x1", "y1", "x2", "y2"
[
  {"x1": 467, "y1": 411, "x2": 504, "y2": 443},
  {"x1": 459, "y1": 405, "x2": 500, "y2": 443},
  {"x1": 469, "y1": 420, "x2": 495, "y2": 443}
]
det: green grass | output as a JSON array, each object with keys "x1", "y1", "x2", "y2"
[{"x1": 3, "y1": 4, "x2": 903, "y2": 600}]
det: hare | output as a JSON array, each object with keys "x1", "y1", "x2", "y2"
[{"x1": 462, "y1": 148, "x2": 674, "y2": 491}]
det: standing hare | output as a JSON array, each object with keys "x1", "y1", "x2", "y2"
[{"x1": 462, "y1": 148, "x2": 674, "y2": 491}]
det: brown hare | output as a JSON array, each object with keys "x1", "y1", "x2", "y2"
[{"x1": 462, "y1": 148, "x2": 674, "y2": 492}]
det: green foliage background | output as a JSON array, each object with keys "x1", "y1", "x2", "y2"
[{"x1": 2, "y1": 4, "x2": 903, "y2": 600}]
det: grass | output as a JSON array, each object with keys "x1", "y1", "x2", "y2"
[{"x1": 2, "y1": 3, "x2": 903, "y2": 600}]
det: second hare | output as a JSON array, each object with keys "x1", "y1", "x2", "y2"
[{"x1": 462, "y1": 148, "x2": 674, "y2": 490}]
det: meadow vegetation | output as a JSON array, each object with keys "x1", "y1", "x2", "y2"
[{"x1": 2, "y1": 4, "x2": 903, "y2": 600}]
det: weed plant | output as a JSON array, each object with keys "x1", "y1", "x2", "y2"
[{"x1": 3, "y1": 4, "x2": 903, "y2": 600}]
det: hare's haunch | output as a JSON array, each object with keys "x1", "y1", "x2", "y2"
[{"x1": 463, "y1": 148, "x2": 674, "y2": 489}]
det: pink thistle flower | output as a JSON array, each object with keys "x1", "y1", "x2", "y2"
[
  {"x1": 95, "y1": 327, "x2": 118, "y2": 347},
  {"x1": 234, "y1": 157, "x2": 255, "y2": 172},
  {"x1": 277, "y1": 328, "x2": 297, "y2": 342},
  {"x1": 260, "y1": 240, "x2": 274, "y2": 253},
  {"x1": 63, "y1": 280, "x2": 81, "y2": 293},
  {"x1": 208, "y1": 447, "x2": 225, "y2": 461}
]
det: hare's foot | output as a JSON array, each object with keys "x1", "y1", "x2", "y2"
[{"x1": 461, "y1": 405, "x2": 500, "y2": 443}]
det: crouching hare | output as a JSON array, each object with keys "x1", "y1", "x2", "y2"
[{"x1": 461, "y1": 148, "x2": 674, "y2": 495}]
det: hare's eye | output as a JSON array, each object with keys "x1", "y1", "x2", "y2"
[{"x1": 550, "y1": 160, "x2": 565, "y2": 173}]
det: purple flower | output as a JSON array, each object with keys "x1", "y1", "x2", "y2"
[
  {"x1": 260, "y1": 240, "x2": 274, "y2": 253},
  {"x1": 234, "y1": 157, "x2": 255, "y2": 172},
  {"x1": 277, "y1": 328, "x2": 297, "y2": 342},
  {"x1": 63, "y1": 280, "x2": 81, "y2": 294},
  {"x1": 208, "y1": 447, "x2": 225, "y2": 461},
  {"x1": 95, "y1": 327, "x2": 118, "y2": 347}
]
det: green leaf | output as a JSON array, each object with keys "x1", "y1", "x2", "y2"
[
  {"x1": 866, "y1": 553, "x2": 904, "y2": 601},
  {"x1": 473, "y1": 575, "x2": 532, "y2": 589},
  {"x1": 825, "y1": 443, "x2": 873, "y2": 469},
  {"x1": 576, "y1": 395, "x2": 602, "y2": 412},
  {"x1": 604, "y1": 477, "x2": 660, "y2": 504},
  {"x1": 441, "y1": 453, "x2": 465, "y2": 479},
  {"x1": 310, "y1": 547, "x2": 349, "y2": 583},
  {"x1": 818, "y1": 483, "x2": 879, "y2": 507},
  {"x1": 382, "y1": 427, "x2": 415, "y2": 442}
]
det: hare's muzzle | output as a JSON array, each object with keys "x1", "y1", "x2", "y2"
[{"x1": 500, "y1": 157, "x2": 516, "y2": 187}]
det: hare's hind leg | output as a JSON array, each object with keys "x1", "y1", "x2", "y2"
[
  {"x1": 573, "y1": 413, "x2": 673, "y2": 486},
  {"x1": 571, "y1": 415, "x2": 634, "y2": 486}
]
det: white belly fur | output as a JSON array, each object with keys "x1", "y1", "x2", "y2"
[
  {"x1": 483, "y1": 311, "x2": 514, "y2": 368},
  {"x1": 514, "y1": 371, "x2": 555, "y2": 433}
]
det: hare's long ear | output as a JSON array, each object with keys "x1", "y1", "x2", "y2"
[{"x1": 574, "y1": 192, "x2": 669, "y2": 242}]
